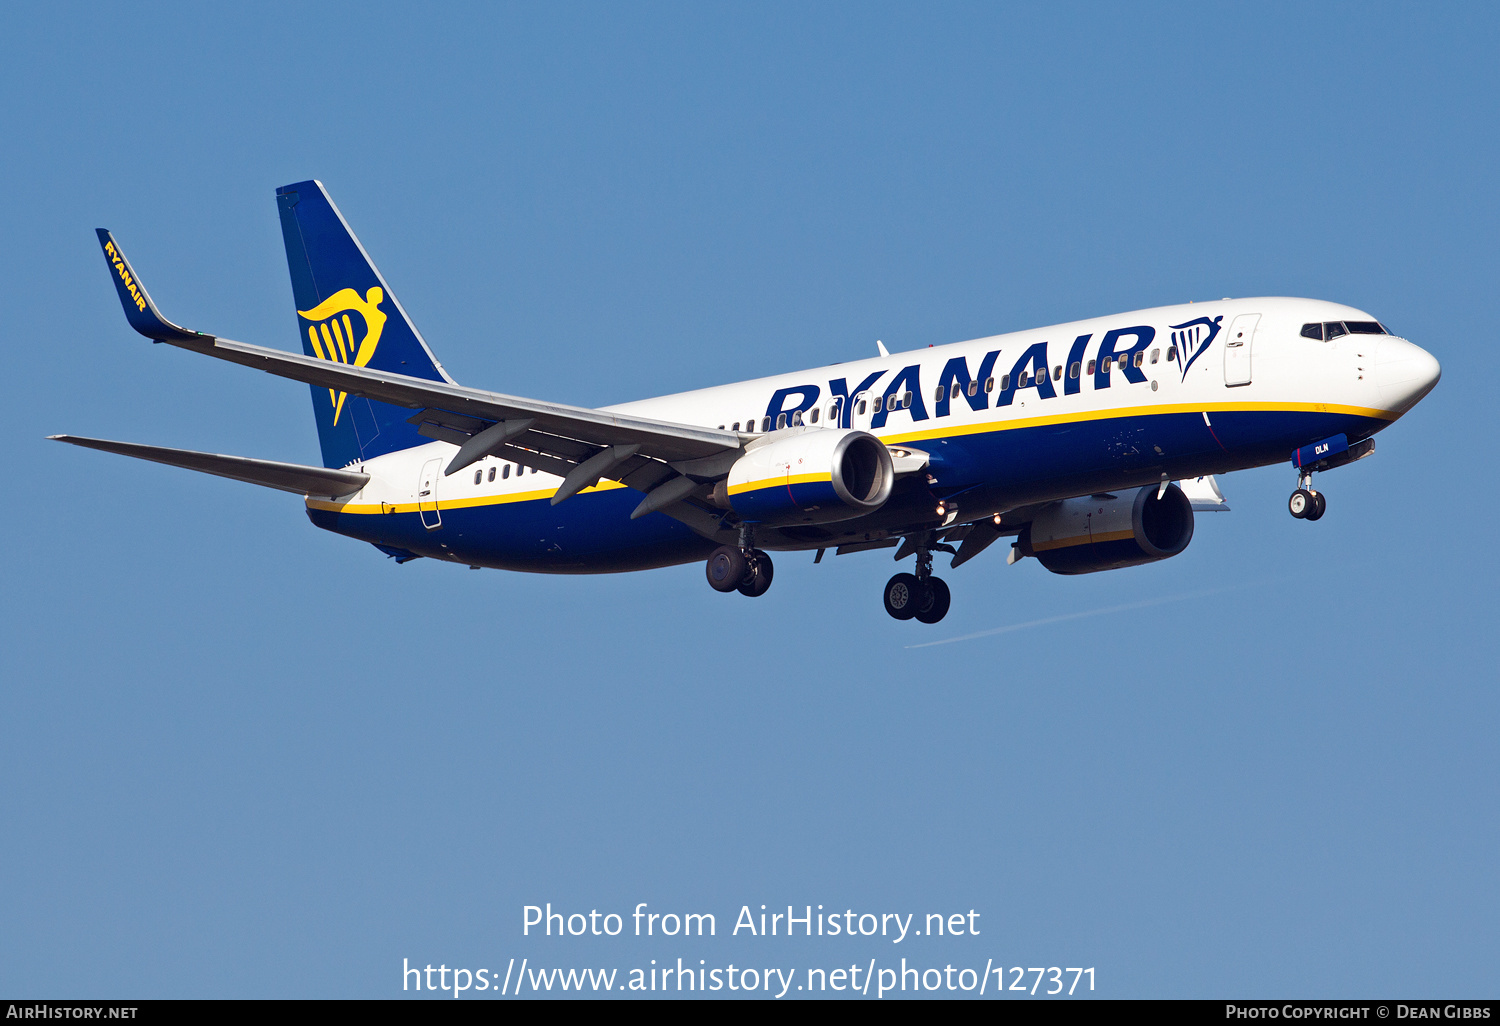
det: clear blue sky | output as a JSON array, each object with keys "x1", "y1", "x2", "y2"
[{"x1": 2, "y1": 1, "x2": 1495, "y2": 998}]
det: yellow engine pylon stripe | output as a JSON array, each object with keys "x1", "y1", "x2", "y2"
[
  {"x1": 727, "y1": 471, "x2": 833, "y2": 496},
  {"x1": 1032, "y1": 528, "x2": 1135, "y2": 551}
]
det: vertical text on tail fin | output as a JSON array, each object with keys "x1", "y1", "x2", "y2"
[{"x1": 276, "y1": 180, "x2": 453, "y2": 468}]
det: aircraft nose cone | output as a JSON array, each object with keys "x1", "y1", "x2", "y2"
[{"x1": 1374, "y1": 336, "x2": 1441, "y2": 413}]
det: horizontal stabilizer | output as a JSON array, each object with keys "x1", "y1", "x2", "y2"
[{"x1": 49, "y1": 435, "x2": 369, "y2": 497}]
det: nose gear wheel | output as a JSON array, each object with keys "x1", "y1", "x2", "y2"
[{"x1": 1288, "y1": 470, "x2": 1328, "y2": 521}]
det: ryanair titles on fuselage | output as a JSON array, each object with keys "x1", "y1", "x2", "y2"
[{"x1": 759, "y1": 315, "x2": 1224, "y2": 431}]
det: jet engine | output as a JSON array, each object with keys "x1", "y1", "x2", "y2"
[
  {"x1": 1020, "y1": 483, "x2": 1194, "y2": 574},
  {"x1": 718, "y1": 429, "x2": 894, "y2": 526}
]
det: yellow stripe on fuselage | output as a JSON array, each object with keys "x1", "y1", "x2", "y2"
[
  {"x1": 881, "y1": 400, "x2": 1394, "y2": 447},
  {"x1": 307, "y1": 479, "x2": 628, "y2": 514}
]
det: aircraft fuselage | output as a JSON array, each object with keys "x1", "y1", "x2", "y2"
[{"x1": 305, "y1": 296, "x2": 1436, "y2": 572}]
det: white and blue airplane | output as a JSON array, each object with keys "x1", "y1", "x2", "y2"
[{"x1": 59, "y1": 180, "x2": 1441, "y2": 623}]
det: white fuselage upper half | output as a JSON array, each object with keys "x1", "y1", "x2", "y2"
[{"x1": 331, "y1": 296, "x2": 1438, "y2": 519}]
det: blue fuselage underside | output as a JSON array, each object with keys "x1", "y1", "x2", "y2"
[{"x1": 307, "y1": 408, "x2": 1384, "y2": 573}]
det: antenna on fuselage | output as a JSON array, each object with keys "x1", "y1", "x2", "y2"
[{"x1": 876, "y1": 340, "x2": 890, "y2": 357}]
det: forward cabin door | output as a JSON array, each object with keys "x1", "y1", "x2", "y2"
[
  {"x1": 417, "y1": 457, "x2": 443, "y2": 530},
  {"x1": 1223, "y1": 313, "x2": 1259, "y2": 387}
]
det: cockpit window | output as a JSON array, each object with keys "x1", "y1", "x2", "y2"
[
  {"x1": 1344, "y1": 321, "x2": 1386, "y2": 334},
  {"x1": 1324, "y1": 321, "x2": 1348, "y2": 340},
  {"x1": 1301, "y1": 322, "x2": 1324, "y2": 340}
]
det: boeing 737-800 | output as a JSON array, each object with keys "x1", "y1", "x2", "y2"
[{"x1": 57, "y1": 180, "x2": 1441, "y2": 623}]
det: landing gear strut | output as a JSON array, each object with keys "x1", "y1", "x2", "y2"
[
  {"x1": 1288, "y1": 471, "x2": 1327, "y2": 521},
  {"x1": 884, "y1": 538, "x2": 951, "y2": 623},
  {"x1": 705, "y1": 526, "x2": 775, "y2": 597}
]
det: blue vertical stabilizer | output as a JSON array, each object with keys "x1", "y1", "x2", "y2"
[{"x1": 276, "y1": 180, "x2": 452, "y2": 468}]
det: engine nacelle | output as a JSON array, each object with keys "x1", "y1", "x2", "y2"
[
  {"x1": 1022, "y1": 483, "x2": 1194, "y2": 575},
  {"x1": 722, "y1": 429, "x2": 894, "y2": 526}
]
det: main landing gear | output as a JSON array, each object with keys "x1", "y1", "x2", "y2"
[
  {"x1": 1288, "y1": 471, "x2": 1327, "y2": 521},
  {"x1": 883, "y1": 541, "x2": 951, "y2": 624},
  {"x1": 705, "y1": 527, "x2": 775, "y2": 597}
]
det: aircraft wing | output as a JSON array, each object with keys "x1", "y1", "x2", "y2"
[
  {"x1": 97, "y1": 230, "x2": 742, "y2": 520},
  {"x1": 49, "y1": 435, "x2": 370, "y2": 497}
]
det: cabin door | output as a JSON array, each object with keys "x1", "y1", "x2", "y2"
[
  {"x1": 1223, "y1": 313, "x2": 1259, "y2": 387},
  {"x1": 417, "y1": 458, "x2": 443, "y2": 530}
]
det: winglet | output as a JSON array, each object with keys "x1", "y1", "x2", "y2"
[{"x1": 95, "y1": 229, "x2": 212, "y2": 343}]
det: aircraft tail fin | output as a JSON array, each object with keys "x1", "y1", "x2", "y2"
[{"x1": 276, "y1": 180, "x2": 453, "y2": 468}]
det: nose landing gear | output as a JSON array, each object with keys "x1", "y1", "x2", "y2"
[
  {"x1": 1288, "y1": 472, "x2": 1327, "y2": 521},
  {"x1": 883, "y1": 539, "x2": 952, "y2": 623},
  {"x1": 705, "y1": 526, "x2": 776, "y2": 597}
]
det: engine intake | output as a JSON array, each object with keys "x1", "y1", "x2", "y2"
[
  {"x1": 723, "y1": 429, "x2": 894, "y2": 526},
  {"x1": 1022, "y1": 483, "x2": 1195, "y2": 574}
]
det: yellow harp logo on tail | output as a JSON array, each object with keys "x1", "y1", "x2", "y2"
[{"x1": 298, "y1": 287, "x2": 387, "y2": 425}]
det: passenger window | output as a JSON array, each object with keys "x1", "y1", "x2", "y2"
[
  {"x1": 502, "y1": 465, "x2": 510, "y2": 479},
  {"x1": 1120, "y1": 354, "x2": 1131, "y2": 368},
  {"x1": 1086, "y1": 359, "x2": 1096, "y2": 375},
  {"x1": 732, "y1": 421, "x2": 740, "y2": 432},
  {"x1": 1166, "y1": 347, "x2": 1177, "y2": 362},
  {"x1": 950, "y1": 383, "x2": 960, "y2": 400},
  {"x1": 761, "y1": 417, "x2": 771, "y2": 432},
  {"x1": 1345, "y1": 321, "x2": 1385, "y2": 334},
  {"x1": 967, "y1": 380, "x2": 977, "y2": 397},
  {"x1": 776, "y1": 413, "x2": 787, "y2": 429},
  {"x1": 1301, "y1": 322, "x2": 1324, "y2": 340},
  {"x1": 999, "y1": 374, "x2": 1010, "y2": 390},
  {"x1": 1018, "y1": 371, "x2": 1030, "y2": 387},
  {"x1": 717, "y1": 424, "x2": 725, "y2": 430},
  {"x1": 1069, "y1": 362, "x2": 1081, "y2": 379},
  {"x1": 488, "y1": 466, "x2": 496, "y2": 482},
  {"x1": 857, "y1": 400, "x2": 867, "y2": 415},
  {"x1": 935, "y1": 385, "x2": 945, "y2": 403},
  {"x1": 1325, "y1": 321, "x2": 1348, "y2": 340},
  {"x1": 792, "y1": 410, "x2": 803, "y2": 426},
  {"x1": 1150, "y1": 349, "x2": 1159, "y2": 364},
  {"x1": 474, "y1": 469, "x2": 482, "y2": 485},
  {"x1": 1133, "y1": 352, "x2": 1144, "y2": 368},
  {"x1": 985, "y1": 376, "x2": 995, "y2": 393},
  {"x1": 1053, "y1": 365, "x2": 1062, "y2": 381},
  {"x1": 830, "y1": 401, "x2": 841, "y2": 421},
  {"x1": 872, "y1": 396, "x2": 883, "y2": 413},
  {"x1": 809, "y1": 407, "x2": 819, "y2": 424},
  {"x1": 903, "y1": 391, "x2": 912, "y2": 408}
]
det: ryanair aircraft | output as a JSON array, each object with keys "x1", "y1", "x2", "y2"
[{"x1": 60, "y1": 181, "x2": 1441, "y2": 623}]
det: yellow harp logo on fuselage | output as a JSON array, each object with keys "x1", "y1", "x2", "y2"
[{"x1": 298, "y1": 287, "x2": 387, "y2": 425}]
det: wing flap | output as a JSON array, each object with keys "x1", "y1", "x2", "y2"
[{"x1": 1178, "y1": 474, "x2": 1230, "y2": 511}]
